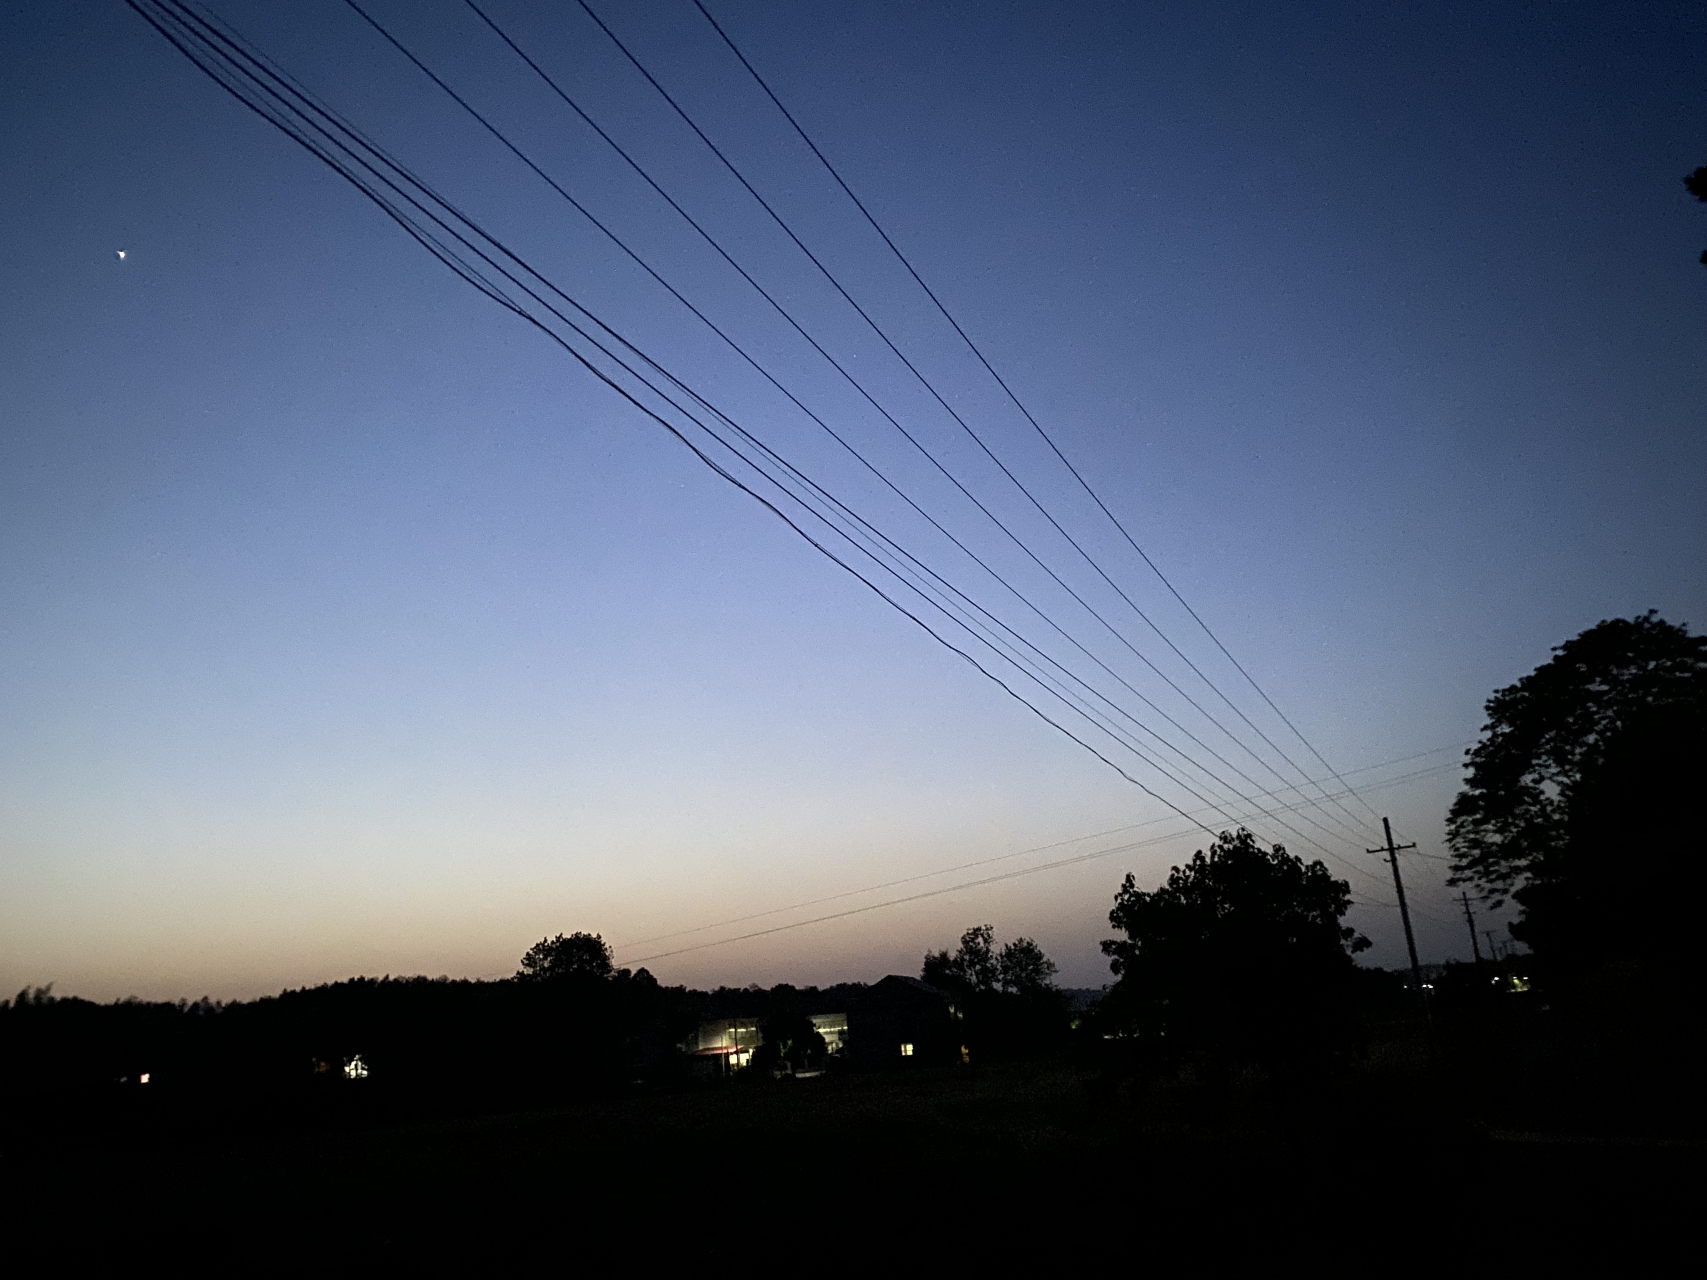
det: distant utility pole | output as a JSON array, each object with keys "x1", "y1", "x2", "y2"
[
  {"x1": 1484, "y1": 930, "x2": 1503, "y2": 963},
  {"x1": 1370, "y1": 817, "x2": 1424, "y2": 994},
  {"x1": 1461, "y1": 890, "x2": 1483, "y2": 963}
]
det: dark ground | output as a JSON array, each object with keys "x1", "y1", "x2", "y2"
[{"x1": 6, "y1": 1027, "x2": 1696, "y2": 1265}]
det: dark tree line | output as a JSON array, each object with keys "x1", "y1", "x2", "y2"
[
  {"x1": 2, "y1": 964, "x2": 693, "y2": 1104},
  {"x1": 0, "y1": 931, "x2": 699, "y2": 1145},
  {"x1": 0, "y1": 930, "x2": 882, "y2": 1139}
]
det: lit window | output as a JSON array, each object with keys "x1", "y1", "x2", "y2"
[
  {"x1": 343, "y1": 1054, "x2": 369, "y2": 1080},
  {"x1": 139, "y1": 1073, "x2": 150, "y2": 1084},
  {"x1": 900, "y1": 1043, "x2": 914, "y2": 1057}
]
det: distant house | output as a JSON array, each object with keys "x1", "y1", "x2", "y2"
[
  {"x1": 684, "y1": 980, "x2": 965, "y2": 1076},
  {"x1": 685, "y1": 1016, "x2": 762, "y2": 1075},
  {"x1": 847, "y1": 976, "x2": 962, "y2": 1069},
  {"x1": 684, "y1": 1012, "x2": 849, "y2": 1077}
]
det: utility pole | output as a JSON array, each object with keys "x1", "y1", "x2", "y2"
[
  {"x1": 1461, "y1": 891, "x2": 1483, "y2": 963},
  {"x1": 1484, "y1": 930, "x2": 1502, "y2": 963},
  {"x1": 1370, "y1": 817, "x2": 1424, "y2": 994}
]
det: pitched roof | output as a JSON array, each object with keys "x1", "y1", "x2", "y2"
[{"x1": 869, "y1": 974, "x2": 948, "y2": 1000}]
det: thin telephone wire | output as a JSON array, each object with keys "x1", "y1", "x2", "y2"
[{"x1": 692, "y1": 0, "x2": 1385, "y2": 834}]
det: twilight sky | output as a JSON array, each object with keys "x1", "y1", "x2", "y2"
[{"x1": 2, "y1": 0, "x2": 1702, "y2": 1002}]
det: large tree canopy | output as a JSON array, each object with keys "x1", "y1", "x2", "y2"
[
  {"x1": 1101, "y1": 830, "x2": 1368, "y2": 1062},
  {"x1": 923, "y1": 925, "x2": 1000, "y2": 995},
  {"x1": 1447, "y1": 613, "x2": 1707, "y2": 968},
  {"x1": 517, "y1": 932, "x2": 615, "y2": 982},
  {"x1": 922, "y1": 926, "x2": 1059, "y2": 996}
]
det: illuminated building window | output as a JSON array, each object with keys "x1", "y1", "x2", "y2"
[
  {"x1": 900, "y1": 1043, "x2": 914, "y2": 1057},
  {"x1": 343, "y1": 1054, "x2": 369, "y2": 1080},
  {"x1": 810, "y1": 1012, "x2": 849, "y2": 1055},
  {"x1": 959, "y1": 1045, "x2": 970, "y2": 1065},
  {"x1": 139, "y1": 1073, "x2": 151, "y2": 1084}
]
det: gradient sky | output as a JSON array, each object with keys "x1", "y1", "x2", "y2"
[{"x1": 3, "y1": 0, "x2": 1702, "y2": 1002}]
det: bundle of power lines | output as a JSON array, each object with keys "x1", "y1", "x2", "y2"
[{"x1": 128, "y1": 0, "x2": 1426, "y2": 932}]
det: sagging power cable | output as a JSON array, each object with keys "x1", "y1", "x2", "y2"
[
  {"x1": 351, "y1": 0, "x2": 1378, "y2": 868},
  {"x1": 125, "y1": 0, "x2": 1267, "y2": 851},
  {"x1": 690, "y1": 0, "x2": 1387, "y2": 838}
]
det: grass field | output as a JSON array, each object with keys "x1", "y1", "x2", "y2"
[{"x1": 9, "y1": 1048, "x2": 1695, "y2": 1263}]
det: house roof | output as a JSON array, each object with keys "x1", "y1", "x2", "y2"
[{"x1": 868, "y1": 975, "x2": 949, "y2": 1002}]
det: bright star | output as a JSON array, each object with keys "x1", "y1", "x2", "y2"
[{"x1": 115, "y1": 250, "x2": 127, "y2": 261}]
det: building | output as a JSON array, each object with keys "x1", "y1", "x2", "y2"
[
  {"x1": 685, "y1": 1016, "x2": 762, "y2": 1074},
  {"x1": 684, "y1": 1011, "x2": 849, "y2": 1077},
  {"x1": 847, "y1": 976, "x2": 962, "y2": 1069},
  {"x1": 683, "y1": 979, "x2": 968, "y2": 1077}
]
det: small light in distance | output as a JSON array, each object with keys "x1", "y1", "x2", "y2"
[{"x1": 115, "y1": 250, "x2": 127, "y2": 261}]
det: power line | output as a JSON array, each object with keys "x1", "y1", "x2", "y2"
[
  {"x1": 621, "y1": 830, "x2": 1187, "y2": 965},
  {"x1": 580, "y1": 1, "x2": 1351, "y2": 833},
  {"x1": 447, "y1": 0, "x2": 1304, "y2": 832},
  {"x1": 323, "y1": 4, "x2": 1270, "y2": 828},
  {"x1": 135, "y1": 1, "x2": 1402, "y2": 909},
  {"x1": 341, "y1": 0, "x2": 1382, "y2": 869},
  {"x1": 622, "y1": 788, "x2": 1417, "y2": 966},
  {"x1": 567, "y1": 0, "x2": 1378, "y2": 852},
  {"x1": 388, "y1": 2, "x2": 1386, "y2": 872},
  {"x1": 128, "y1": 0, "x2": 1260, "y2": 850},
  {"x1": 690, "y1": 0, "x2": 1386, "y2": 838},
  {"x1": 615, "y1": 754, "x2": 1459, "y2": 955}
]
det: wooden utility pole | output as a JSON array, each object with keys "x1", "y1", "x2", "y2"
[
  {"x1": 1370, "y1": 817, "x2": 1424, "y2": 993},
  {"x1": 1461, "y1": 890, "x2": 1483, "y2": 963}
]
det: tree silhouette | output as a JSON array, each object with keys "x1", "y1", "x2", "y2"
[
  {"x1": 1447, "y1": 613, "x2": 1707, "y2": 976},
  {"x1": 517, "y1": 932, "x2": 614, "y2": 982},
  {"x1": 923, "y1": 928, "x2": 1070, "y2": 1060},
  {"x1": 996, "y1": 937, "x2": 1058, "y2": 995},
  {"x1": 1101, "y1": 829, "x2": 1368, "y2": 1063},
  {"x1": 922, "y1": 924, "x2": 999, "y2": 994},
  {"x1": 753, "y1": 999, "x2": 830, "y2": 1075}
]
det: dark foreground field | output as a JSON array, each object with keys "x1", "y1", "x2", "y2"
[{"x1": 6, "y1": 1048, "x2": 1695, "y2": 1264}]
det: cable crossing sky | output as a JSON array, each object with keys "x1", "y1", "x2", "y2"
[{"x1": 124, "y1": 0, "x2": 1419, "y2": 913}]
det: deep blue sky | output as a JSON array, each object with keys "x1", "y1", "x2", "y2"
[{"x1": 3, "y1": 0, "x2": 1702, "y2": 1000}]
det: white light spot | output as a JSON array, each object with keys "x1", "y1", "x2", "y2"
[{"x1": 115, "y1": 250, "x2": 127, "y2": 261}]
